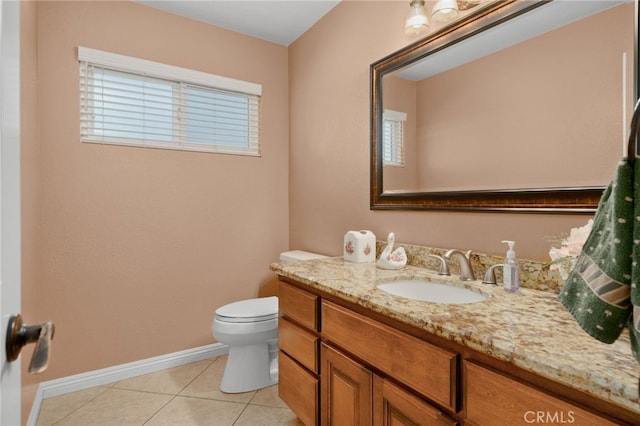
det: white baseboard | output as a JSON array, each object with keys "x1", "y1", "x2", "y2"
[{"x1": 27, "y1": 343, "x2": 229, "y2": 426}]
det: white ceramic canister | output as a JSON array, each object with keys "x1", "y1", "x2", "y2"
[{"x1": 343, "y1": 230, "x2": 376, "y2": 263}]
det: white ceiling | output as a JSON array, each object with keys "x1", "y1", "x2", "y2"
[{"x1": 135, "y1": 0, "x2": 341, "y2": 46}]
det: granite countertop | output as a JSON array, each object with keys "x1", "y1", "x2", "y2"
[{"x1": 270, "y1": 256, "x2": 640, "y2": 413}]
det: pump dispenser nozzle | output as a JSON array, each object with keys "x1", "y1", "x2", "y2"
[{"x1": 502, "y1": 240, "x2": 516, "y2": 259}]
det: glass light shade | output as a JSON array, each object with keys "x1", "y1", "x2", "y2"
[
  {"x1": 432, "y1": 0, "x2": 459, "y2": 22},
  {"x1": 404, "y1": 0, "x2": 430, "y2": 36}
]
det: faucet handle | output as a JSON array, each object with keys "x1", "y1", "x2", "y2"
[
  {"x1": 428, "y1": 254, "x2": 450, "y2": 276},
  {"x1": 443, "y1": 249, "x2": 476, "y2": 281},
  {"x1": 482, "y1": 264, "x2": 504, "y2": 285}
]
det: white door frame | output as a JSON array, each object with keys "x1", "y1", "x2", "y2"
[{"x1": 1, "y1": 0, "x2": 23, "y2": 424}]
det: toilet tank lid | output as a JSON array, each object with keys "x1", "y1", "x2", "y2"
[
  {"x1": 216, "y1": 296, "x2": 278, "y2": 320},
  {"x1": 280, "y1": 250, "x2": 328, "y2": 262}
]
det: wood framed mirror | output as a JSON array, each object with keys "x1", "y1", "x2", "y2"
[{"x1": 371, "y1": 0, "x2": 638, "y2": 213}]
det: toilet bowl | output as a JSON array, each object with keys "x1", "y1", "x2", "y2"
[
  {"x1": 212, "y1": 297, "x2": 279, "y2": 393},
  {"x1": 212, "y1": 250, "x2": 327, "y2": 393}
]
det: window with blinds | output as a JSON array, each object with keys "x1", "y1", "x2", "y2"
[
  {"x1": 382, "y1": 110, "x2": 406, "y2": 167},
  {"x1": 78, "y1": 47, "x2": 261, "y2": 156}
]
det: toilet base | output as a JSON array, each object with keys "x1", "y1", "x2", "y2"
[{"x1": 220, "y1": 341, "x2": 278, "y2": 393}]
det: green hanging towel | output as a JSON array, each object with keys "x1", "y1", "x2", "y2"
[
  {"x1": 559, "y1": 158, "x2": 638, "y2": 365},
  {"x1": 630, "y1": 158, "x2": 640, "y2": 363}
]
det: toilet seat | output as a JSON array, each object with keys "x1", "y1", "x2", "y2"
[{"x1": 215, "y1": 296, "x2": 278, "y2": 323}]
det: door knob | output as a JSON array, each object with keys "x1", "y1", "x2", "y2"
[{"x1": 6, "y1": 314, "x2": 55, "y2": 374}]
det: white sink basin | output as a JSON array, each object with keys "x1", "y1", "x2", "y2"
[{"x1": 377, "y1": 280, "x2": 488, "y2": 304}]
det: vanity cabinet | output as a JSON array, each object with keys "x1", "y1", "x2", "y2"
[{"x1": 278, "y1": 279, "x2": 630, "y2": 425}]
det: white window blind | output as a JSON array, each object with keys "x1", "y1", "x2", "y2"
[
  {"x1": 382, "y1": 110, "x2": 406, "y2": 166},
  {"x1": 79, "y1": 47, "x2": 262, "y2": 156}
]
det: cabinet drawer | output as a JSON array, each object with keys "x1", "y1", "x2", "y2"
[
  {"x1": 279, "y1": 317, "x2": 319, "y2": 373},
  {"x1": 464, "y1": 361, "x2": 618, "y2": 426},
  {"x1": 279, "y1": 351, "x2": 319, "y2": 426},
  {"x1": 322, "y1": 300, "x2": 458, "y2": 410},
  {"x1": 279, "y1": 281, "x2": 319, "y2": 331}
]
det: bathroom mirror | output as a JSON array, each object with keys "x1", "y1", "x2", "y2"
[{"x1": 371, "y1": 0, "x2": 638, "y2": 212}]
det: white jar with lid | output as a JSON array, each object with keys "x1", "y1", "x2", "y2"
[{"x1": 343, "y1": 230, "x2": 376, "y2": 263}]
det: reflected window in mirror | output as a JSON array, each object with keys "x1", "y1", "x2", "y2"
[{"x1": 382, "y1": 110, "x2": 406, "y2": 167}]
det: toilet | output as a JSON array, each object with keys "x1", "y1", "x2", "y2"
[{"x1": 212, "y1": 250, "x2": 327, "y2": 393}]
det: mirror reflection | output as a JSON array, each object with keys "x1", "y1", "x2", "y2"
[{"x1": 374, "y1": 0, "x2": 636, "y2": 211}]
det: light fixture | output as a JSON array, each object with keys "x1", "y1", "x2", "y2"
[
  {"x1": 432, "y1": 0, "x2": 459, "y2": 22},
  {"x1": 404, "y1": 0, "x2": 488, "y2": 36},
  {"x1": 404, "y1": 0, "x2": 430, "y2": 36}
]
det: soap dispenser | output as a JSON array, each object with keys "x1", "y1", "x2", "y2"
[{"x1": 501, "y1": 240, "x2": 520, "y2": 293}]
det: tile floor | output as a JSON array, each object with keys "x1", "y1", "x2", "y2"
[{"x1": 35, "y1": 355, "x2": 303, "y2": 426}]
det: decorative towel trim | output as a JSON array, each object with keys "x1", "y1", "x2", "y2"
[
  {"x1": 560, "y1": 276, "x2": 628, "y2": 344},
  {"x1": 573, "y1": 255, "x2": 631, "y2": 309}
]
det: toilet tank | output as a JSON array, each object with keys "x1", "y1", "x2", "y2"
[{"x1": 280, "y1": 250, "x2": 328, "y2": 262}]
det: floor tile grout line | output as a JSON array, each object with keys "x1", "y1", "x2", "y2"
[
  {"x1": 141, "y1": 394, "x2": 179, "y2": 426},
  {"x1": 105, "y1": 387, "x2": 190, "y2": 398},
  {"x1": 45, "y1": 374, "x2": 257, "y2": 418},
  {"x1": 175, "y1": 356, "x2": 219, "y2": 397},
  {"x1": 247, "y1": 388, "x2": 258, "y2": 405},
  {"x1": 248, "y1": 402, "x2": 290, "y2": 409},
  {"x1": 231, "y1": 402, "x2": 251, "y2": 426},
  {"x1": 176, "y1": 393, "x2": 246, "y2": 402},
  {"x1": 44, "y1": 386, "x2": 111, "y2": 426},
  {"x1": 108, "y1": 357, "x2": 217, "y2": 399},
  {"x1": 103, "y1": 355, "x2": 220, "y2": 426}
]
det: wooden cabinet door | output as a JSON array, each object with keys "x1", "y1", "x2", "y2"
[
  {"x1": 321, "y1": 343, "x2": 373, "y2": 426},
  {"x1": 373, "y1": 376, "x2": 458, "y2": 426},
  {"x1": 464, "y1": 361, "x2": 619, "y2": 426},
  {"x1": 279, "y1": 351, "x2": 319, "y2": 426}
]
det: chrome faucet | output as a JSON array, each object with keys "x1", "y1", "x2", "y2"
[{"x1": 443, "y1": 249, "x2": 476, "y2": 281}]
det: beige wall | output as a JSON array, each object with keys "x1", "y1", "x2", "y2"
[
  {"x1": 289, "y1": 1, "x2": 599, "y2": 262},
  {"x1": 21, "y1": 0, "x2": 289, "y2": 417}
]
